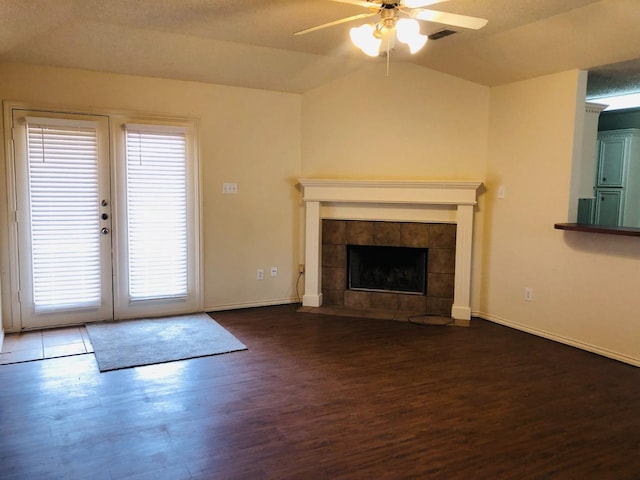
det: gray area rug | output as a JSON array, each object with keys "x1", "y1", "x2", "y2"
[{"x1": 86, "y1": 313, "x2": 247, "y2": 371}]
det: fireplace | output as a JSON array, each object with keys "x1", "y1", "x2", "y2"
[
  {"x1": 348, "y1": 245, "x2": 427, "y2": 295},
  {"x1": 298, "y1": 179, "x2": 482, "y2": 323},
  {"x1": 322, "y1": 219, "x2": 455, "y2": 315}
]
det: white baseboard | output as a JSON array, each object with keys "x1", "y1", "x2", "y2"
[
  {"x1": 205, "y1": 297, "x2": 299, "y2": 312},
  {"x1": 474, "y1": 311, "x2": 640, "y2": 368}
]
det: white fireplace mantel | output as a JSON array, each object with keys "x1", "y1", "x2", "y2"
[{"x1": 298, "y1": 179, "x2": 483, "y2": 322}]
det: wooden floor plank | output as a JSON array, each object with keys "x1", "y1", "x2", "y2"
[{"x1": 0, "y1": 304, "x2": 638, "y2": 479}]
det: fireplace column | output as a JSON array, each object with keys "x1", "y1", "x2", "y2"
[
  {"x1": 452, "y1": 204, "x2": 474, "y2": 323},
  {"x1": 302, "y1": 200, "x2": 323, "y2": 307}
]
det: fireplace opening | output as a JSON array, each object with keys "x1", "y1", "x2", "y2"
[{"x1": 347, "y1": 245, "x2": 427, "y2": 295}]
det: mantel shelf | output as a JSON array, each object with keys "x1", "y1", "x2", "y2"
[{"x1": 554, "y1": 223, "x2": 640, "y2": 237}]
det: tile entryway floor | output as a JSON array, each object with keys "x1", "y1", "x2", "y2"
[{"x1": 0, "y1": 326, "x2": 93, "y2": 365}]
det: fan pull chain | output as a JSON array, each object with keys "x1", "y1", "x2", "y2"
[{"x1": 386, "y1": 37, "x2": 390, "y2": 77}]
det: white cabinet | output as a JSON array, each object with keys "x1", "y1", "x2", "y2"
[
  {"x1": 594, "y1": 189, "x2": 623, "y2": 227},
  {"x1": 594, "y1": 129, "x2": 640, "y2": 227},
  {"x1": 597, "y1": 136, "x2": 626, "y2": 187}
]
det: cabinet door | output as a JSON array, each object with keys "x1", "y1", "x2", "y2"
[
  {"x1": 595, "y1": 189, "x2": 623, "y2": 227},
  {"x1": 597, "y1": 137, "x2": 626, "y2": 187}
]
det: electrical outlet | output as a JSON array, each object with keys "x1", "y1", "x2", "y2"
[
  {"x1": 298, "y1": 264, "x2": 305, "y2": 273},
  {"x1": 524, "y1": 287, "x2": 533, "y2": 301},
  {"x1": 270, "y1": 266, "x2": 278, "y2": 277},
  {"x1": 256, "y1": 268, "x2": 264, "y2": 280},
  {"x1": 498, "y1": 186, "x2": 506, "y2": 199}
]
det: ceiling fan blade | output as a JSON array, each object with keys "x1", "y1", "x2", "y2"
[
  {"x1": 403, "y1": 0, "x2": 450, "y2": 7},
  {"x1": 294, "y1": 12, "x2": 378, "y2": 35},
  {"x1": 329, "y1": 0, "x2": 381, "y2": 8},
  {"x1": 329, "y1": 0, "x2": 450, "y2": 8},
  {"x1": 411, "y1": 8, "x2": 488, "y2": 29}
]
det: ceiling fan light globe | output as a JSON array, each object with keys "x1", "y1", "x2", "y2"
[
  {"x1": 396, "y1": 18, "x2": 427, "y2": 54},
  {"x1": 407, "y1": 34, "x2": 427, "y2": 53},
  {"x1": 350, "y1": 24, "x2": 382, "y2": 56},
  {"x1": 396, "y1": 18, "x2": 419, "y2": 40}
]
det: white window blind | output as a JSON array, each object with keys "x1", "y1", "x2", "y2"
[
  {"x1": 26, "y1": 119, "x2": 102, "y2": 312},
  {"x1": 125, "y1": 126, "x2": 188, "y2": 301}
]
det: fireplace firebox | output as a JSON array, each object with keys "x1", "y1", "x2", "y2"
[
  {"x1": 320, "y1": 220, "x2": 456, "y2": 315},
  {"x1": 347, "y1": 245, "x2": 427, "y2": 295}
]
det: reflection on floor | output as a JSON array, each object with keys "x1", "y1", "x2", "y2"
[{"x1": 0, "y1": 326, "x2": 93, "y2": 365}]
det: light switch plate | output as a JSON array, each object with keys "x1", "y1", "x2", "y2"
[{"x1": 223, "y1": 183, "x2": 238, "y2": 194}]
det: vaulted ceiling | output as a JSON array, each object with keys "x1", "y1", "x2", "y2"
[{"x1": 1, "y1": 0, "x2": 640, "y2": 95}]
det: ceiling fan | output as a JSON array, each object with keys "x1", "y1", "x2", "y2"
[{"x1": 294, "y1": 0, "x2": 488, "y2": 57}]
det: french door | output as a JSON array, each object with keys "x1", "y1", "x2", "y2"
[{"x1": 11, "y1": 108, "x2": 200, "y2": 329}]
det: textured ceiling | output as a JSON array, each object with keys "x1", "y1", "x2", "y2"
[
  {"x1": 588, "y1": 58, "x2": 640, "y2": 98},
  {"x1": 1, "y1": 0, "x2": 640, "y2": 94}
]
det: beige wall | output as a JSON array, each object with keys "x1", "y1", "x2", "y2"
[
  {"x1": 301, "y1": 63, "x2": 490, "y2": 180},
  {"x1": 0, "y1": 62, "x2": 302, "y2": 328},
  {"x1": 482, "y1": 70, "x2": 640, "y2": 365}
]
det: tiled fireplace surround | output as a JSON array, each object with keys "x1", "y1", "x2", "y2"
[
  {"x1": 322, "y1": 219, "x2": 456, "y2": 316},
  {"x1": 298, "y1": 179, "x2": 482, "y2": 324}
]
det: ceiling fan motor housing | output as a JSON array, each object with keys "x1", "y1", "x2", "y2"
[{"x1": 380, "y1": 5, "x2": 399, "y2": 30}]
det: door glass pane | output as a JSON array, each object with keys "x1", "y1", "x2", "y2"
[
  {"x1": 26, "y1": 121, "x2": 102, "y2": 312},
  {"x1": 125, "y1": 128, "x2": 188, "y2": 301}
]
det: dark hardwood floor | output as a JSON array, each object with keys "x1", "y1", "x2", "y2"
[{"x1": 0, "y1": 304, "x2": 638, "y2": 479}]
